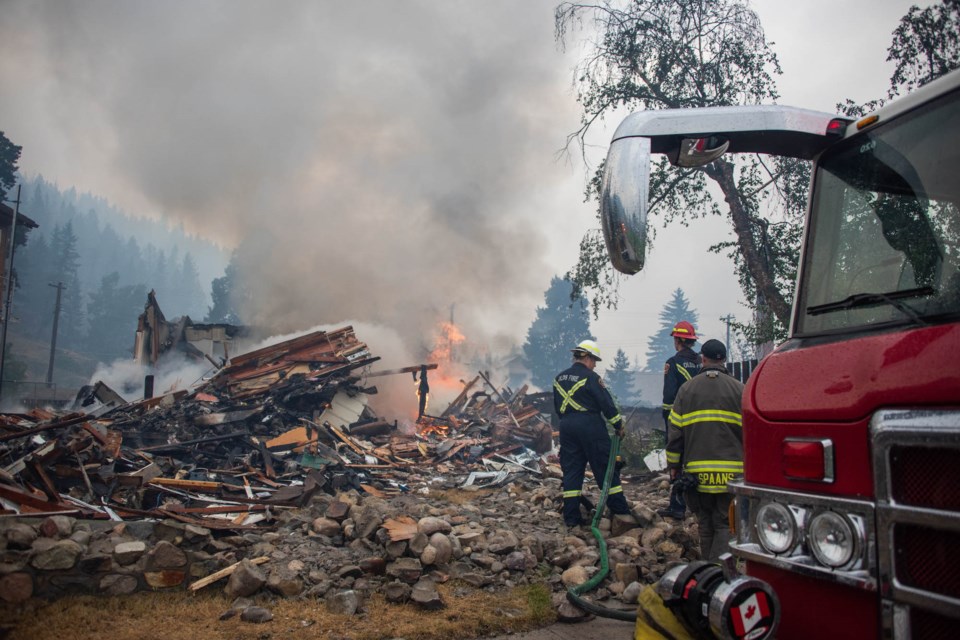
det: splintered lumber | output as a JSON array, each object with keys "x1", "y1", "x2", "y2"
[
  {"x1": 478, "y1": 371, "x2": 523, "y2": 431},
  {"x1": 0, "y1": 413, "x2": 89, "y2": 443},
  {"x1": 149, "y1": 478, "x2": 224, "y2": 491},
  {"x1": 138, "y1": 431, "x2": 247, "y2": 453},
  {"x1": 383, "y1": 516, "x2": 419, "y2": 541},
  {"x1": 441, "y1": 376, "x2": 480, "y2": 418},
  {"x1": 358, "y1": 483, "x2": 388, "y2": 497},
  {"x1": 327, "y1": 424, "x2": 365, "y2": 455},
  {"x1": 349, "y1": 420, "x2": 393, "y2": 437},
  {"x1": 188, "y1": 556, "x2": 270, "y2": 591},
  {"x1": 0, "y1": 484, "x2": 75, "y2": 514}
]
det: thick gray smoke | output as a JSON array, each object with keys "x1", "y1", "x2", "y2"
[{"x1": 0, "y1": 1, "x2": 591, "y2": 360}]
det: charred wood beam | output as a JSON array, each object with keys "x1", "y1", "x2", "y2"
[
  {"x1": 137, "y1": 431, "x2": 248, "y2": 453},
  {"x1": 478, "y1": 371, "x2": 523, "y2": 431},
  {"x1": 0, "y1": 413, "x2": 89, "y2": 442},
  {"x1": 365, "y1": 363, "x2": 438, "y2": 378}
]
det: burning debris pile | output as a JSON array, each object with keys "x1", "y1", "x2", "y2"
[
  {"x1": 0, "y1": 324, "x2": 697, "y2": 620},
  {"x1": 0, "y1": 326, "x2": 563, "y2": 526}
]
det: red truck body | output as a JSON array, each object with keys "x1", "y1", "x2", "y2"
[{"x1": 600, "y1": 67, "x2": 960, "y2": 638}]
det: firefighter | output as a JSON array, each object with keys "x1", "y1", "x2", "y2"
[
  {"x1": 657, "y1": 320, "x2": 701, "y2": 520},
  {"x1": 553, "y1": 339, "x2": 632, "y2": 529},
  {"x1": 666, "y1": 339, "x2": 744, "y2": 561}
]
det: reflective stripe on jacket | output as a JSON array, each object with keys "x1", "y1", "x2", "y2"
[
  {"x1": 553, "y1": 362, "x2": 622, "y2": 427},
  {"x1": 662, "y1": 347, "x2": 701, "y2": 413},
  {"x1": 666, "y1": 364, "x2": 744, "y2": 493}
]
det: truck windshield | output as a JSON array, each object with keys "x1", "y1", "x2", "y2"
[{"x1": 796, "y1": 89, "x2": 960, "y2": 336}]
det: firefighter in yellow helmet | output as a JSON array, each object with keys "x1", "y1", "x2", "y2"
[{"x1": 553, "y1": 340, "x2": 632, "y2": 529}]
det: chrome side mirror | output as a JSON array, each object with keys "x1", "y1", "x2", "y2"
[{"x1": 600, "y1": 137, "x2": 650, "y2": 274}]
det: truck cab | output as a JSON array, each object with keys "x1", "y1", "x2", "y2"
[{"x1": 600, "y1": 69, "x2": 960, "y2": 638}]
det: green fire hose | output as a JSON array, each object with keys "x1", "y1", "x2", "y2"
[{"x1": 565, "y1": 429, "x2": 639, "y2": 622}]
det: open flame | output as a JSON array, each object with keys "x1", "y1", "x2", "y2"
[
  {"x1": 428, "y1": 321, "x2": 466, "y2": 363},
  {"x1": 414, "y1": 320, "x2": 469, "y2": 432}
]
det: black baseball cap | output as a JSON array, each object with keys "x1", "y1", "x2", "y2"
[{"x1": 700, "y1": 339, "x2": 727, "y2": 360}]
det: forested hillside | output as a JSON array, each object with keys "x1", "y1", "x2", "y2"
[{"x1": 6, "y1": 175, "x2": 228, "y2": 391}]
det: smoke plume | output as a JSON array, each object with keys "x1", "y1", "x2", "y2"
[{"x1": 0, "y1": 1, "x2": 591, "y2": 362}]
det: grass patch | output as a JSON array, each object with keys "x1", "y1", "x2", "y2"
[{"x1": 0, "y1": 580, "x2": 557, "y2": 640}]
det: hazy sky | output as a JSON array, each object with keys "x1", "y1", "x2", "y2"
[{"x1": 0, "y1": 0, "x2": 924, "y2": 381}]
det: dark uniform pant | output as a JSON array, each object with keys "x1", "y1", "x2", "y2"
[
  {"x1": 685, "y1": 489, "x2": 733, "y2": 562},
  {"x1": 559, "y1": 417, "x2": 629, "y2": 525},
  {"x1": 662, "y1": 414, "x2": 687, "y2": 514}
]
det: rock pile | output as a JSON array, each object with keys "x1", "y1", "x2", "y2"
[{"x1": 0, "y1": 470, "x2": 699, "y2": 621}]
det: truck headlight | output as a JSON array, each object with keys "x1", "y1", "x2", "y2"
[
  {"x1": 756, "y1": 502, "x2": 796, "y2": 554},
  {"x1": 808, "y1": 511, "x2": 855, "y2": 567}
]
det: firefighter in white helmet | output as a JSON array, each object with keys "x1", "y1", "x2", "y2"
[{"x1": 553, "y1": 339, "x2": 632, "y2": 528}]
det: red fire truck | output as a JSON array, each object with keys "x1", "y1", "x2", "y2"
[{"x1": 599, "y1": 67, "x2": 960, "y2": 639}]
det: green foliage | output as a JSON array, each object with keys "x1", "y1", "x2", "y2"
[
  {"x1": 556, "y1": 0, "x2": 798, "y2": 338},
  {"x1": 205, "y1": 253, "x2": 243, "y2": 324},
  {"x1": 604, "y1": 348, "x2": 636, "y2": 403},
  {"x1": 839, "y1": 0, "x2": 960, "y2": 118},
  {"x1": 620, "y1": 426, "x2": 665, "y2": 471},
  {"x1": 0, "y1": 131, "x2": 21, "y2": 199},
  {"x1": 888, "y1": 0, "x2": 960, "y2": 98},
  {"x1": 522, "y1": 276, "x2": 593, "y2": 390},
  {"x1": 2, "y1": 343, "x2": 28, "y2": 383},
  {"x1": 522, "y1": 583, "x2": 555, "y2": 623},
  {"x1": 86, "y1": 272, "x2": 148, "y2": 361},
  {"x1": 644, "y1": 288, "x2": 700, "y2": 371},
  {"x1": 49, "y1": 222, "x2": 85, "y2": 349}
]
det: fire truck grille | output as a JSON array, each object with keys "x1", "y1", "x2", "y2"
[
  {"x1": 894, "y1": 524, "x2": 960, "y2": 600},
  {"x1": 910, "y1": 606, "x2": 957, "y2": 640},
  {"x1": 890, "y1": 446, "x2": 960, "y2": 510},
  {"x1": 873, "y1": 410, "x2": 960, "y2": 637}
]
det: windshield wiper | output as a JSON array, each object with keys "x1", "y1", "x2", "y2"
[{"x1": 806, "y1": 286, "x2": 935, "y2": 323}]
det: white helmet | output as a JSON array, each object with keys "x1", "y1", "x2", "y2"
[{"x1": 572, "y1": 339, "x2": 602, "y2": 361}]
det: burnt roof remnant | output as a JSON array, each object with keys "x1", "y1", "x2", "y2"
[{"x1": 133, "y1": 290, "x2": 249, "y2": 368}]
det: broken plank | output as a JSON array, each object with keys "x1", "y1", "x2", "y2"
[
  {"x1": 0, "y1": 484, "x2": 75, "y2": 513},
  {"x1": 164, "y1": 505, "x2": 269, "y2": 515},
  {"x1": 327, "y1": 423, "x2": 365, "y2": 455},
  {"x1": 257, "y1": 440, "x2": 276, "y2": 479},
  {"x1": 138, "y1": 431, "x2": 247, "y2": 453},
  {"x1": 188, "y1": 556, "x2": 270, "y2": 591},
  {"x1": 149, "y1": 478, "x2": 223, "y2": 491}
]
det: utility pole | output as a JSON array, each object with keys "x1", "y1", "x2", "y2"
[
  {"x1": 47, "y1": 282, "x2": 65, "y2": 386},
  {"x1": 720, "y1": 314, "x2": 735, "y2": 359},
  {"x1": 0, "y1": 185, "x2": 22, "y2": 404}
]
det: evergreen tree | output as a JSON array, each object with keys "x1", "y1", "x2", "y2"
[
  {"x1": 177, "y1": 253, "x2": 208, "y2": 320},
  {"x1": 206, "y1": 253, "x2": 242, "y2": 324},
  {"x1": 86, "y1": 272, "x2": 148, "y2": 361},
  {"x1": 522, "y1": 276, "x2": 593, "y2": 390},
  {"x1": 0, "y1": 131, "x2": 21, "y2": 199},
  {"x1": 644, "y1": 289, "x2": 699, "y2": 371},
  {"x1": 2, "y1": 342, "x2": 28, "y2": 383},
  {"x1": 604, "y1": 348, "x2": 636, "y2": 406},
  {"x1": 13, "y1": 233, "x2": 54, "y2": 340},
  {"x1": 48, "y1": 222, "x2": 84, "y2": 349}
]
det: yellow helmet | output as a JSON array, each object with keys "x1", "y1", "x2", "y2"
[{"x1": 572, "y1": 339, "x2": 602, "y2": 361}]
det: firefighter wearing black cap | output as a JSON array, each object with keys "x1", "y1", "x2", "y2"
[
  {"x1": 658, "y1": 320, "x2": 702, "y2": 519},
  {"x1": 666, "y1": 339, "x2": 744, "y2": 561},
  {"x1": 553, "y1": 340, "x2": 632, "y2": 528}
]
